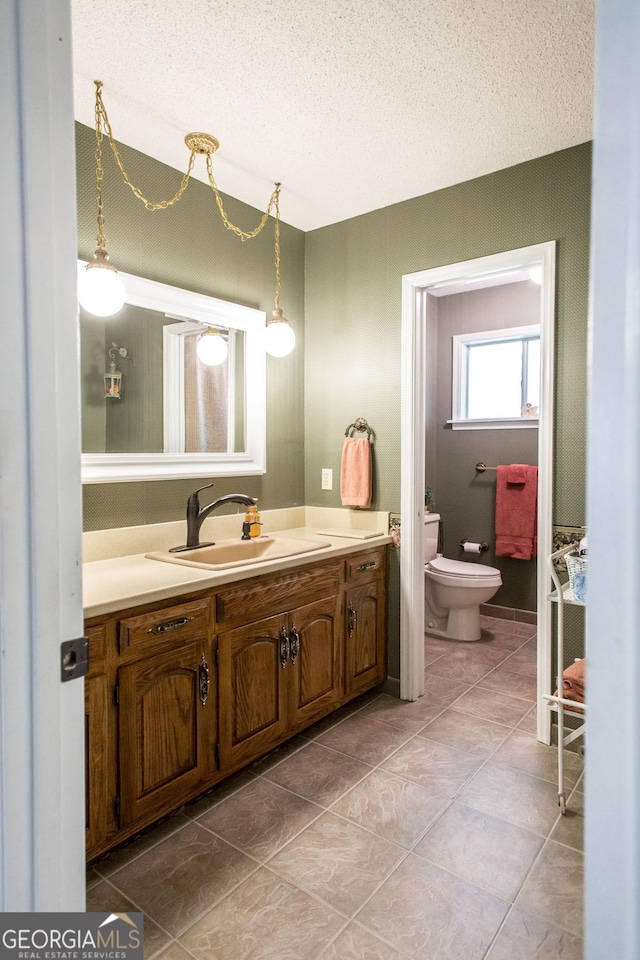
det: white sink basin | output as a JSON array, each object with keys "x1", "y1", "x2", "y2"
[{"x1": 145, "y1": 536, "x2": 330, "y2": 570}]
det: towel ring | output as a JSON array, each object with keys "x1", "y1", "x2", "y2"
[{"x1": 345, "y1": 417, "x2": 374, "y2": 440}]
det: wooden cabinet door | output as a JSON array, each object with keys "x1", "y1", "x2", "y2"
[
  {"x1": 118, "y1": 639, "x2": 216, "y2": 828},
  {"x1": 288, "y1": 596, "x2": 343, "y2": 730},
  {"x1": 218, "y1": 613, "x2": 289, "y2": 771},
  {"x1": 345, "y1": 580, "x2": 387, "y2": 698},
  {"x1": 85, "y1": 674, "x2": 116, "y2": 855}
]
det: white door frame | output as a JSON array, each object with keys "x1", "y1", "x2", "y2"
[
  {"x1": 400, "y1": 243, "x2": 555, "y2": 744},
  {"x1": 1, "y1": 0, "x2": 85, "y2": 909}
]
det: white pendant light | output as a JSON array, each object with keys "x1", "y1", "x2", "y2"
[
  {"x1": 196, "y1": 327, "x2": 228, "y2": 366},
  {"x1": 78, "y1": 252, "x2": 126, "y2": 317},
  {"x1": 265, "y1": 308, "x2": 296, "y2": 357},
  {"x1": 265, "y1": 191, "x2": 295, "y2": 357}
]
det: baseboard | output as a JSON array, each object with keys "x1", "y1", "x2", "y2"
[
  {"x1": 381, "y1": 676, "x2": 400, "y2": 698},
  {"x1": 481, "y1": 602, "x2": 537, "y2": 625}
]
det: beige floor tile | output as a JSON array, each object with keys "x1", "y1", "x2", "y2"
[
  {"x1": 316, "y1": 714, "x2": 412, "y2": 765},
  {"x1": 196, "y1": 777, "x2": 323, "y2": 861},
  {"x1": 182, "y1": 771, "x2": 257, "y2": 820},
  {"x1": 319, "y1": 923, "x2": 409, "y2": 959},
  {"x1": 358, "y1": 694, "x2": 445, "y2": 734},
  {"x1": 413, "y1": 802, "x2": 543, "y2": 901},
  {"x1": 357, "y1": 853, "x2": 509, "y2": 960},
  {"x1": 501, "y1": 652, "x2": 538, "y2": 678},
  {"x1": 515, "y1": 840, "x2": 584, "y2": 937},
  {"x1": 418, "y1": 708, "x2": 511, "y2": 757},
  {"x1": 263, "y1": 741, "x2": 372, "y2": 807},
  {"x1": 267, "y1": 812, "x2": 405, "y2": 917},
  {"x1": 426, "y1": 653, "x2": 500, "y2": 685},
  {"x1": 486, "y1": 907, "x2": 584, "y2": 959},
  {"x1": 517, "y1": 706, "x2": 537, "y2": 734},
  {"x1": 94, "y1": 813, "x2": 191, "y2": 878},
  {"x1": 482, "y1": 619, "x2": 537, "y2": 640},
  {"x1": 86, "y1": 879, "x2": 172, "y2": 959},
  {"x1": 492, "y1": 729, "x2": 583, "y2": 788},
  {"x1": 152, "y1": 944, "x2": 194, "y2": 960},
  {"x1": 550, "y1": 788, "x2": 584, "y2": 851},
  {"x1": 459, "y1": 763, "x2": 562, "y2": 836},
  {"x1": 381, "y1": 737, "x2": 483, "y2": 797},
  {"x1": 330, "y1": 768, "x2": 450, "y2": 848},
  {"x1": 178, "y1": 867, "x2": 344, "y2": 960},
  {"x1": 422, "y1": 673, "x2": 471, "y2": 705},
  {"x1": 107, "y1": 821, "x2": 258, "y2": 937},
  {"x1": 453, "y1": 686, "x2": 532, "y2": 726},
  {"x1": 478, "y1": 666, "x2": 537, "y2": 701}
]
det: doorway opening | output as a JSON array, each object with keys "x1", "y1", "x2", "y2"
[{"x1": 400, "y1": 242, "x2": 556, "y2": 744}]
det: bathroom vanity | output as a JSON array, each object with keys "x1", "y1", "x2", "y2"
[{"x1": 83, "y1": 534, "x2": 389, "y2": 862}]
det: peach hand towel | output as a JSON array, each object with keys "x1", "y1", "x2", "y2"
[
  {"x1": 340, "y1": 437, "x2": 372, "y2": 508},
  {"x1": 495, "y1": 464, "x2": 538, "y2": 560},
  {"x1": 554, "y1": 658, "x2": 586, "y2": 712}
]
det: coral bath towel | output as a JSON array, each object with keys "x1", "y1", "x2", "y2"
[
  {"x1": 495, "y1": 464, "x2": 538, "y2": 560},
  {"x1": 340, "y1": 437, "x2": 372, "y2": 508}
]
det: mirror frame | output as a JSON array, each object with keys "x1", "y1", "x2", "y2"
[{"x1": 79, "y1": 263, "x2": 266, "y2": 482}]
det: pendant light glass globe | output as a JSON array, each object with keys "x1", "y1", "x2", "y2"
[
  {"x1": 197, "y1": 328, "x2": 229, "y2": 366},
  {"x1": 78, "y1": 259, "x2": 126, "y2": 317},
  {"x1": 265, "y1": 309, "x2": 295, "y2": 358}
]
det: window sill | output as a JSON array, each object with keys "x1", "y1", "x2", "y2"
[{"x1": 447, "y1": 417, "x2": 539, "y2": 431}]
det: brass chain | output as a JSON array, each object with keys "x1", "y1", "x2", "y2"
[
  {"x1": 95, "y1": 82, "x2": 195, "y2": 210},
  {"x1": 93, "y1": 82, "x2": 281, "y2": 248}
]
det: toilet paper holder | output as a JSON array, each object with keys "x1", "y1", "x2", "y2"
[{"x1": 460, "y1": 539, "x2": 489, "y2": 553}]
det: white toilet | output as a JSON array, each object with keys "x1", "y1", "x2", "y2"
[{"x1": 424, "y1": 513, "x2": 502, "y2": 642}]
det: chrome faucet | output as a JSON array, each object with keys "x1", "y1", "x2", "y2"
[{"x1": 170, "y1": 483, "x2": 256, "y2": 552}]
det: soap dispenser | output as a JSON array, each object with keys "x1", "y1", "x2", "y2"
[{"x1": 245, "y1": 502, "x2": 262, "y2": 539}]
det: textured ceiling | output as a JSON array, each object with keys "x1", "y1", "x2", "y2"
[{"x1": 71, "y1": 0, "x2": 595, "y2": 232}]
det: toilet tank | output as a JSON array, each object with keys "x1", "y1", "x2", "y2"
[{"x1": 424, "y1": 513, "x2": 441, "y2": 563}]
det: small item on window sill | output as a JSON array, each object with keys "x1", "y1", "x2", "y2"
[{"x1": 521, "y1": 403, "x2": 538, "y2": 418}]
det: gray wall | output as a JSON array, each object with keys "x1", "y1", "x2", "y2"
[
  {"x1": 304, "y1": 142, "x2": 592, "y2": 675},
  {"x1": 431, "y1": 281, "x2": 540, "y2": 611}
]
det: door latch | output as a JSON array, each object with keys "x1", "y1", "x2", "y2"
[{"x1": 60, "y1": 637, "x2": 90, "y2": 682}]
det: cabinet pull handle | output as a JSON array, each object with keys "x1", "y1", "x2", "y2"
[
  {"x1": 356, "y1": 561, "x2": 376, "y2": 572},
  {"x1": 289, "y1": 626, "x2": 300, "y2": 665},
  {"x1": 348, "y1": 605, "x2": 357, "y2": 637},
  {"x1": 279, "y1": 628, "x2": 290, "y2": 669},
  {"x1": 147, "y1": 615, "x2": 193, "y2": 634},
  {"x1": 199, "y1": 654, "x2": 210, "y2": 707}
]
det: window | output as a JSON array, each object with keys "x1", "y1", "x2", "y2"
[{"x1": 451, "y1": 325, "x2": 540, "y2": 429}]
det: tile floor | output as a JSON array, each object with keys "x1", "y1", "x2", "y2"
[{"x1": 87, "y1": 616, "x2": 584, "y2": 960}]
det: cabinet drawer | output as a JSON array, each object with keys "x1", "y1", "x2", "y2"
[
  {"x1": 345, "y1": 548, "x2": 387, "y2": 583},
  {"x1": 119, "y1": 597, "x2": 212, "y2": 658},
  {"x1": 216, "y1": 561, "x2": 342, "y2": 629}
]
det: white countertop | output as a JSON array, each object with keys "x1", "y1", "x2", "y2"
[{"x1": 83, "y1": 526, "x2": 392, "y2": 618}]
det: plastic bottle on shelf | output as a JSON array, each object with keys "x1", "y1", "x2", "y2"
[{"x1": 578, "y1": 536, "x2": 588, "y2": 556}]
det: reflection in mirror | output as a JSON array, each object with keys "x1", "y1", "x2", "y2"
[{"x1": 79, "y1": 263, "x2": 265, "y2": 482}]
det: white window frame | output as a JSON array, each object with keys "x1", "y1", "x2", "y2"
[{"x1": 450, "y1": 323, "x2": 540, "y2": 430}]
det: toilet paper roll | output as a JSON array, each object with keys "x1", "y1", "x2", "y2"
[{"x1": 462, "y1": 541, "x2": 483, "y2": 554}]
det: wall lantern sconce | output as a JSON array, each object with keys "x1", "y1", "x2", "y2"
[
  {"x1": 78, "y1": 81, "x2": 295, "y2": 357},
  {"x1": 104, "y1": 342, "x2": 131, "y2": 399}
]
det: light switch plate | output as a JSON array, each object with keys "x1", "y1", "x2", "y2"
[{"x1": 321, "y1": 468, "x2": 333, "y2": 490}]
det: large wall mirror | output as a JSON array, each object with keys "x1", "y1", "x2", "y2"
[{"x1": 79, "y1": 263, "x2": 266, "y2": 482}]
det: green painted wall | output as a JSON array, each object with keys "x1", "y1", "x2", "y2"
[
  {"x1": 304, "y1": 142, "x2": 592, "y2": 674},
  {"x1": 76, "y1": 122, "x2": 306, "y2": 529}
]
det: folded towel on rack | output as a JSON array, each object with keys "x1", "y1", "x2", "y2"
[
  {"x1": 340, "y1": 437, "x2": 372, "y2": 508},
  {"x1": 495, "y1": 464, "x2": 538, "y2": 560},
  {"x1": 506, "y1": 463, "x2": 528, "y2": 484},
  {"x1": 554, "y1": 658, "x2": 586, "y2": 712}
]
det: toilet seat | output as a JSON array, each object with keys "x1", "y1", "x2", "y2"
[{"x1": 427, "y1": 557, "x2": 501, "y2": 579}]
